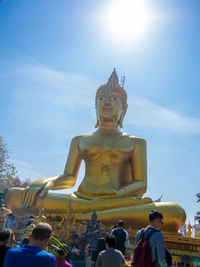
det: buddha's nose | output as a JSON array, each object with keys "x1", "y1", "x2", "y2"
[{"x1": 104, "y1": 102, "x2": 111, "y2": 107}]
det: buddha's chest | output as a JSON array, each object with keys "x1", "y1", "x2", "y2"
[{"x1": 79, "y1": 137, "x2": 134, "y2": 163}]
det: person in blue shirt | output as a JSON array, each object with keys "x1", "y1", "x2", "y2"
[
  {"x1": 3, "y1": 222, "x2": 56, "y2": 267},
  {"x1": 135, "y1": 210, "x2": 167, "y2": 267},
  {"x1": 0, "y1": 228, "x2": 11, "y2": 267}
]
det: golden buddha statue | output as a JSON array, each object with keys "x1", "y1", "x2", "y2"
[
  {"x1": 186, "y1": 223, "x2": 192, "y2": 237},
  {"x1": 6, "y1": 69, "x2": 186, "y2": 233}
]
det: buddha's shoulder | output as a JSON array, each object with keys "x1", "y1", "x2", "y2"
[
  {"x1": 70, "y1": 133, "x2": 94, "y2": 143},
  {"x1": 121, "y1": 132, "x2": 147, "y2": 145},
  {"x1": 70, "y1": 132, "x2": 146, "y2": 146}
]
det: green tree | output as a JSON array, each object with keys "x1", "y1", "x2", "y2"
[
  {"x1": 0, "y1": 136, "x2": 31, "y2": 193},
  {"x1": 196, "y1": 193, "x2": 200, "y2": 224}
]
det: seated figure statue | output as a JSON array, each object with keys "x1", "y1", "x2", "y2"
[
  {"x1": 82, "y1": 211, "x2": 100, "y2": 237},
  {"x1": 6, "y1": 69, "x2": 186, "y2": 233},
  {"x1": 82, "y1": 211, "x2": 101, "y2": 248}
]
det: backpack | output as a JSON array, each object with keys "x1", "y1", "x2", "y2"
[
  {"x1": 132, "y1": 228, "x2": 158, "y2": 267},
  {"x1": 112, "y1": 228, "x2": 127, "y2": 255},
  {"x1": 165, "y1": 247, "x2": 172, "y2": 266}
]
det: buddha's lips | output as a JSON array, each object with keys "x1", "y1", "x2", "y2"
[{"x1": 102, "y1": 107, "x2": 113, "y2": 112}]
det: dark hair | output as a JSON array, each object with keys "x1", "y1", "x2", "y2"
[
  {"x1": 29, "y1": 216, "x2": 34, "y2": 219},
  {"x1": 117, "y1": 220, "x2": 124, "y2": 227},
  {"x1": 0, "y1": 228, "x2": 11, "y2": 241},
  {"x1": 112, "y1": 224, "x2": 118, "y2": 229},
  {"x1": 96, "y1": 238, "x2": 106, "y2": 253},
  {"x1": 149, "y1": 210, "x2": 163, "y2": 222},
  {"x1": 57, "y1": 244, "x2": 67, "y2": 257},
  {"x1": 106, "y1": 235, "x2": 115, "y2": 248},
  {"x1": 8, "y1": 213, "x2": 14, "y2": 219},
  {"x1": 91, "y1": 238, "x2": 106, "y2": 262},
  {"x1": 31, "y1": 223, "x2": 52, "y2": 241},
  {"x1": 57, "y1": 249, "x2": 65, "y2": 257}
]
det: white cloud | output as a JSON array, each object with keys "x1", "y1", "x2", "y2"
[
  {"x1": 126, "y1": 95, "x2": 200, "y2": 135},
  {"x1": 6, "y1": 62, "x2": 97, "y2": 109}
]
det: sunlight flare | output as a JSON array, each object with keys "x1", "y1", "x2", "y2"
[{"x1": 103, "y1": 0, "x2": 153, "y2": 43}]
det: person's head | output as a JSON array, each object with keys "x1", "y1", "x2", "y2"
[
  {"x1": 96, "y1": 238, "x2": 106, "y2": 253},
  {"x1": 29, "y1": 223, "x2": 52, "y2": 250},
  {"x1": 0, "y1": 228, "x2": 11, "y2": 245},
  {"x1": 28, "y1": 218, "x2": 35, "y2": 224},
  {"x1": 149, "y1": 210, "x2": 163, "y2": 230},
  {"x1": 105, "y1": 235, "x2": 115, "y2": 249},
  {"x1": 117, "y1": 220, "x2": 124, "y2": 228},
  {"x1": 112, "y1": 224, "x2": 118, "y2": 230},
  {"x1": 29, "y1": 216, "x2": 34, "y2": 220},
  {"x1": 56, "y1": 244, "x2": 67, "y2": 258},
  {"x1": 8, "y1": 213, "x2": 15, "y2": 220},
  {"x1": 95, "y1": 69, "x2": 128, "y2": 129},
  {"x1": 91, "y1": 211, "x2": 97, "y2": 222}
]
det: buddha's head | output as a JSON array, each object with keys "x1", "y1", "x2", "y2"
[
  {"x1": 91, "y1": 210, "x2": 97, "y2": 222},
  {"x1": 95, "y1": 69, "x2": 128, "y2": 129}
]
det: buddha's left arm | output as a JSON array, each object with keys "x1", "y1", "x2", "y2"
[{"x1": 120, "y1": 138, "x2": 147, "y2": 197}]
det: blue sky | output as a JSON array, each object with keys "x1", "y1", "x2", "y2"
[{"x1": 0, "y1": 0, "x2": 200, "y2": 227}]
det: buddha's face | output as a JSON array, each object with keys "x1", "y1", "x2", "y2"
[
  {"x1": 91, "y1": 214, "x2": 97, "y2": 222},
  {"x1": 96, "y1": 88, "x2": 123, "y2": 127}
]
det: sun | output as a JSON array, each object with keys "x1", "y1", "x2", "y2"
[{"x1": 103, "y1": 0, "x2": 153, "y2": 44}]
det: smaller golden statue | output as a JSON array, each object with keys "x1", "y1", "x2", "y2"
[
  {"x1": 186, "y1": 223, "x2": 192, "y2": 237},
  {"x1": 7, "y1": 69, "x2": 186, "y2": 233}
]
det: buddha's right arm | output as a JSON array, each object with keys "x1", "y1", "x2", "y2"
[
  {"x1": 52, "y1": 136, "x2": 82, "y2": 189},
  {"x1": 51, "y1": 174, "x2": 77, "y2": 190},
  {"x1": 22, "y1": 136, "x2": 82, "y2": 207}
]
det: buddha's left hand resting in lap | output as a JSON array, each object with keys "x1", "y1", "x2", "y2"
[{"x1": 7, "y1": 69, "x2": 186, "y2": 232}]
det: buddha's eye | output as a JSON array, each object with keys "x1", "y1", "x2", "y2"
[
  {"x1": 99, "y1": 97, "x2": 103, "y2": 101},
  {"x1": 112, "y1": 97, "x2": 118, "y2": 101}
]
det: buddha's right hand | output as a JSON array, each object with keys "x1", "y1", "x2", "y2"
[{"x1": 21, "y1": 176, "x2": 58, "y2": 208}]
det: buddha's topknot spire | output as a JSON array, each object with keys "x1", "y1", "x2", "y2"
[{"x1": 107, "y1": 68, "x2": 119, "y2": 86}]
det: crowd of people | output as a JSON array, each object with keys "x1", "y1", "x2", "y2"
[{"x1": 0, "y1": 210, "x2": 172, "y2": 267}]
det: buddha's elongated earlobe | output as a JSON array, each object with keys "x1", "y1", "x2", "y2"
[
  {"x1": 119, "y1": 116, "x2": 124, "y2": 128},
  {"x1": 118, "y1": 104, "x2": 128, "y2": 128},
  {"x1": 119, "y1": 112, "x2": 125, "y2": 128},
  {"x1": 95, "y1": 120, "x2": 99, "y2": 128}
]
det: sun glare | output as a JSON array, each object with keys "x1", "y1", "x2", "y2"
[{"x1": 103, "y1": 0, "x2": 153, "y2": 44}]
